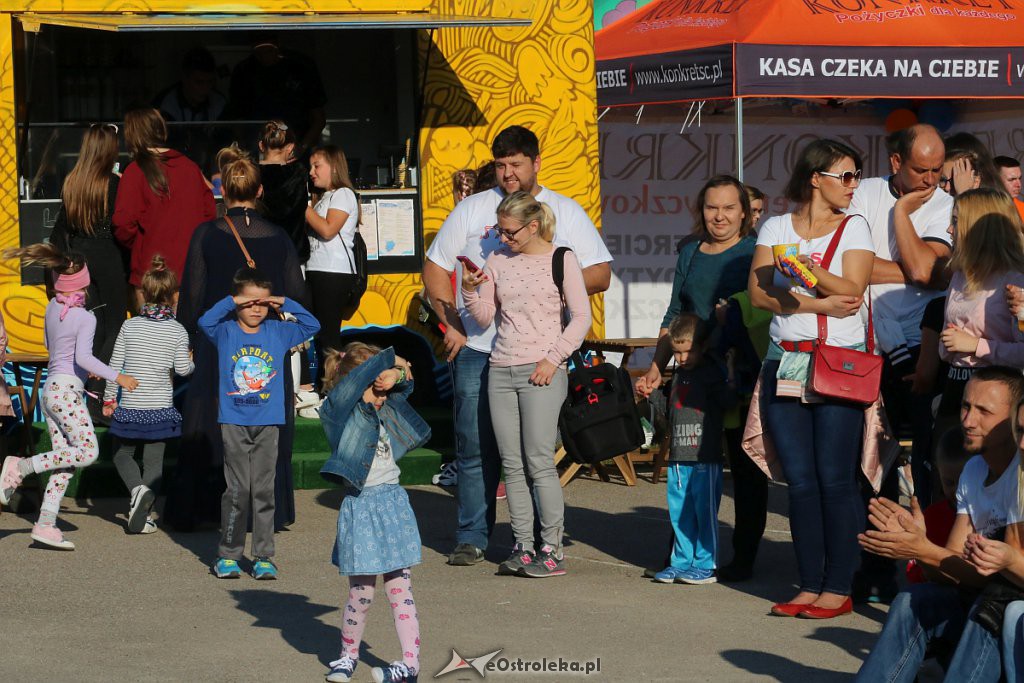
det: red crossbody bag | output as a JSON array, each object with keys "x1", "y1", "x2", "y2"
[{"x1": 808, "y1": 216, "x2": 883, "y2": 405}]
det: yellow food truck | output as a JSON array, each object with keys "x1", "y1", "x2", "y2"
[{"x1": 0, "y1": 0, "x2": 603, "y2": 356}]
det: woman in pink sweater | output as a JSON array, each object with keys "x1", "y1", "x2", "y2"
[
  {"x1": 937, "y1": 188, "x2": 1024, "y2": 428},
  {"x1": 462, "y1": 190, "x2": 591, "y2": 578}
]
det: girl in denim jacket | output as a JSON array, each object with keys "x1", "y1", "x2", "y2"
[{"x1": 318, "y1": 342, "x2": 430, "y2": 683}]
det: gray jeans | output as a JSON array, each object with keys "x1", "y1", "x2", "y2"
[
  {"x1": 488, "y1": 363, "x2": 567, "y2": 551},
  {"x1": 219, "y1": 424, "x2": 279, "y2": 560}
]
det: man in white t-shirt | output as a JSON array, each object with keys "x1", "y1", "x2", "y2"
[
  {"x1": 849, "y1": 124, "x2": 954, "y2": 552},
  {"x1": 856, "y1": 367, "x2": 1024, "y2": 681},
  {"x1": 422, "y1": 125, "x2": 612, "y2": 566}
]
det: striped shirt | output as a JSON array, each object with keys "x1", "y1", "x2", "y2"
[{"x1": 103, "y1": 316, "x2": 194, "y2": 409}]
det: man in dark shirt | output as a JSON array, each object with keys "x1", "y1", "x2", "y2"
[
  {"x1": 152, "y1": 47, "x2": 227, "y2": 174},
  {"x1": 225, "y1": 34, "x2": 327, "y2": 155}
]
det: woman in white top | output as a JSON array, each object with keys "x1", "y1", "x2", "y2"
[
  {"x1": 748, "y1": 138, "x2": 875, "y2": 619},
  {"x1": 305, "y1": 144, "x2": 361, "y2": 390}
]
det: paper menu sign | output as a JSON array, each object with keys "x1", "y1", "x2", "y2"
[
  {"x1": 360, "y1": 202, "x2": 379, "y2": 261},
  {"x1": 376, "y1": 198, "x2": 416, "y2": 257}
]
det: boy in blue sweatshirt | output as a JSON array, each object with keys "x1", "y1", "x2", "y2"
[{"x1": 199, "y1": 267, "x2": 320, "y2": 580}]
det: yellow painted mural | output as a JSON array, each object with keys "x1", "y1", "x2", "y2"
[{"x1": 0, "y1": 0, "x2": 602, "y2": 355}]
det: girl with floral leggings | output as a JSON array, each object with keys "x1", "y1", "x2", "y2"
[{"x1": 0, "y1": 243, "x2": 137, "y2": 549}]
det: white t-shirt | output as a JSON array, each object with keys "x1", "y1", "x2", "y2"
[
  {"x1": 956, "y1": 451, "x2": 1022, "y2": 538},
  {"x1": 363, "y1": 424, "x2": 401, "y2": 488},
  {"x1": 756, "y1": 214, "x2": 875, "y2": 347},
  {"x1": 426, "y1": 186, "x2": 613, "y2": 353},
  {"x1": 848, "y1": 177, "x2": 953, "y2": 347},
  {"x1": 307, "y1": 187, "x2": 360, "y2": 273}
]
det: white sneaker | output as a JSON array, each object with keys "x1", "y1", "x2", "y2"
[
  {"x1": 432, "y1": 461, "x2": 458, "y2": 486},
  {"x1": 298, "y1": 399, "x2": 323, "y2": 419},
  {"x1": 128, "y1": 485, "x2": 155, "y2": 534},
  {"x1": 140, "y1": 516, "x2": 158, "y2": 534},
  {"x1": 295, "y1": 389, "x2": 321, "y2": 410}
]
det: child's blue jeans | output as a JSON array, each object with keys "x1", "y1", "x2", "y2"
[{"x1": 666, "y1": 462, "x2": 723, "y2": 571}]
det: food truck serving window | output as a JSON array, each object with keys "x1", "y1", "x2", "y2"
[{"x1": 13, "y1": 13, "x2": 529, "y2": 283}]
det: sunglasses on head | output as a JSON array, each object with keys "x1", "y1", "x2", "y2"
[{"x1": 817, "y1": 169, "x2": 862, "y2": 186}]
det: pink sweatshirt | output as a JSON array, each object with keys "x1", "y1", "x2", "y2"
[
  {"x1": 941, "y1": 270, "x2": 1024, "y2": 368},
  {"x1": 462, "y1": 247, "x2": 591, "y2": 367}
]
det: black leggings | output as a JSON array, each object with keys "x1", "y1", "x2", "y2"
[{"x1": 305, "y1": 270, "x2": 361, "y2": 388}]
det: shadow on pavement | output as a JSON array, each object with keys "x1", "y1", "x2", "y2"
[
  {"x1": 720, "y1": 648, "x2": 856, "y2": 681},
  {"x1": 229, "y1": 588, "x2": 390, "y2": 669}
]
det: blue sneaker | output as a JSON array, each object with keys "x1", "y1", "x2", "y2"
[
  {"x1": 213, "y1": 557, "x2": 241, "y2": 578},
  {"x1": 372, "y1": 662, "x2": 417, "y2": 683},
  {"x1": 677, "y1": 567, "x2": 717, "y2": 585},
  {"x1": 652, "y1": 566, "x2": 690, "y2": 584},
  {"x1": 326, "y1": 656, "x2": 357, "y2": 682},
  {"x1": 252, "y1": 557, "x2": 278, "y2": 580}
]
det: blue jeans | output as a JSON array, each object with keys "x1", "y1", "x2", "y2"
[
  {"x1": 762, "y1": 361, "x2": 864, "y2": 595},
  {"x1": 451, "y1": 347, "x2": 500, "y2": 550},
  {"x1": 855, "y1": 583, "x2": 970, "y2": 683},
  {"x1": 944, "y1": 602, "x2": 1003, "y2": 682},
  {"x1": 666, "y1": 462, "x2": 723, "y2": 571},
  {"x1": 1004, "y1": 601, "x2": 1024, "y2": 682}
]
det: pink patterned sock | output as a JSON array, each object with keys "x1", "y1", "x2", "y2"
[
  {"x1": 340, "y1": 576, "x2": 376, "y2": 660},
  {"x1": 383, "y1": 569, "x2": 420, "y2": 675},
  {"x1": 38, "y1": 471, "x2": 73, "y2": 527}
]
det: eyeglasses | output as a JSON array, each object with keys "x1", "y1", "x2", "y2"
[
  {"x1": 495, "y1": 223, "x2": 528, "y2": 240},
  {"x1": 938, "y1": 176, "x2": 951, "y2": 189},
  {"x1": 817, "y1": 169, "x2": 862, "y2": 186}
]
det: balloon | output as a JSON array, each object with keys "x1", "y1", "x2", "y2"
[
  {"x1": 917, "y1": 100, "x2": 956, "y2": 132},
  {"x1": 885, "y1": 108, "x2": 918, "y2": 133}
]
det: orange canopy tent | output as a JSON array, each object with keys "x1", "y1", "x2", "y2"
[{"x1": 595, "y1": 0, "x2": 1024, "y2": 107}]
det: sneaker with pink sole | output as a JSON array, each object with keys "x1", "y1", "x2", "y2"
[
  {"x1": 30, "y1": 524, "x2": 75, "y2": 550},
  {"x1": 0, "y1": 456, "x2": 25, "y2": 506}
]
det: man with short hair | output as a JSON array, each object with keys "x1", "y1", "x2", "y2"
[
  {"x1": 994, "y1": 155, "x2": 1024, "y2": 222},
  {"x1": 423, "y1": 125, "x2": 612, "y2": 566},
  {"x1": 855, "y1": 367, "x2": 1024, "y2": 682},
  {"x1": 850, "y1": 124, "x2": 954, "y2": 557}
]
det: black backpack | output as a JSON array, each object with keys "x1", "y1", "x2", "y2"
[
  {"x1": 343, "y1": 227, "x2": 369, "y2": 308},
  {"x1": 552, "y1": 247, "x2": 645, "y2": 465}
]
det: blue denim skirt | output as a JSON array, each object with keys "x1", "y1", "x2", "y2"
[{"x1": 333, "y1": 483, "x2": 422, "y2": 576}]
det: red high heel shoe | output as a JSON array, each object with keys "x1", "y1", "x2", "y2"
[
  {"x1": 770, "y1": 601, "x2": 811, "y2": 617},
  {"x1": 798, "y1": 597, "x2": 853, "y2": 619}
]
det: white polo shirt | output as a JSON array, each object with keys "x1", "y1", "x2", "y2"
[
  {"x1": 848, "y1": 177, "x2": 953, "y2": 347},
  {"x1": 426, "y1": 186, "x2": 612, "y2": 353}
]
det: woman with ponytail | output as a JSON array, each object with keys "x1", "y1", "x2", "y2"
[
  {"x1": 0, "y1": 244, "x2": 138, "y2": 549},
  {"x1": 49, "y1": 123, "x2": 128, "y2": 382},
  {"x1": 168, "y1": 144, "x2": 306, "y2": 532},
  {"x1": 113, "y1": 107, "x2": 216, "y2": 303},
  {"x1": 258, "y1": 120, "x2": 309, "y2": 262}
]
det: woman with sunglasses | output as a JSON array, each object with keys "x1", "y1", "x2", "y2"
[
  {"x1": 460, "y1": 191, "x2": 591, "y2": 578},
  {"x1": 748, "y1": 138, "x2": 875, "y2": 619},
  {"x1": 49, "y1": 123, "x2": 129, "y2": 415}
]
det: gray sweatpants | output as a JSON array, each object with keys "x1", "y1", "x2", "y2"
[
  {"x1": 219, "y1": 424, "x2": 279, "y2": 560},
  {"x1": 488, "y1": 363, "x2": 567, "y2": 551}
]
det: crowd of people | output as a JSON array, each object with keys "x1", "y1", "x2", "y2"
[{"x1": 4, "y1": 111, "x2": 1024, "y2": 681}]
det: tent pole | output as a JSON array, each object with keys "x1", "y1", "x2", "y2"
[{"x1": 736, "y1": 97, "x2": 744, "y2": 182}]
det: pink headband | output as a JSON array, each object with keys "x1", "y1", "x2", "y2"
[{"x1": 55, "y1": 265, "x2": 90, "y2": 293}]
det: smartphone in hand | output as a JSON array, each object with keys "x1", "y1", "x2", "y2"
[{"x1": 456, "y1": 255, "x2": 480, "y2": 273}]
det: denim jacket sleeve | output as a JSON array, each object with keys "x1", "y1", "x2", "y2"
[{"x1": 319, "y1": 347, "x2": 395, "y2": 447}]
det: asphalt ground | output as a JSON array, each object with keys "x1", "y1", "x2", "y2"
[{"x1": 0, "y1": 469, "x2": 889, "y2": 682}]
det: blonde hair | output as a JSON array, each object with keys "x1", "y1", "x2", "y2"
[
  {"x1": 322, "y1": 341, "x2": 383, "y2": 393},
  {"x1": 310, "y1": 145, "x2": 359, "y2": 223},
  {"x1": 496, "y1": 190, "x2": 556, "y2": 242},
  {"x1": 259, "y1": 119, "x2": 295, "y2": 153},
  {"x1": 141, "y1": 254, "x2": 178, "y2": 306},
  {"x1": 950, "y1": 188, "x2": 1024, "y2": 293},
  {"x1": 216, "y1": 144, "x2": 261, "y2": 204},
  {"x1": 3, "y1": 242, "x2": 85, "y2": 275}
]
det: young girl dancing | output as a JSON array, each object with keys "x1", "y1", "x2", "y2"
[
  {"x1": 103, "y1": 255, "x2": 194, "y2": 534},
  {"x1": 318, "y1": 343, "x2": 429, "y2": 683},
  {"x1": 0, "y1": 244, "x2": 138, "y2": 549}
]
